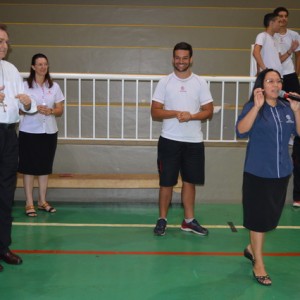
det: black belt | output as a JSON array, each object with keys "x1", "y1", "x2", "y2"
[{"x1": 0, "y1": 123, "x2": 16, "y2": 130}]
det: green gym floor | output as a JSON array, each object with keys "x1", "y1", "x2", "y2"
[{"x1": 1, "y1": 202, "x2": 300, "y2": 300}]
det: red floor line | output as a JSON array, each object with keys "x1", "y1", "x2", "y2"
[{"x1": 13, "y1": 250, "x2": 300, "y2": 256}]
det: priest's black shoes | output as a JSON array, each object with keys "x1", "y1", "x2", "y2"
[
  {"x1": 0, "y1": 263, "x2": 3, "y2": 271},
  {"x1": 0, "y1": 250, "x2": 23, "y2": 265}
]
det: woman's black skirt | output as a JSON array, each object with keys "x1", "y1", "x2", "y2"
[
  {"x1": 18, "y1": 131, "x2": 58, "y2": 176},
  {"x1": 242, "y1": 172, "x2": 290, "y2": 232}
]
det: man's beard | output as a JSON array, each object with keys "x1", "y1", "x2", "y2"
[{"x1": 173, "y1": 63, "x2": 190, "y2": 73}]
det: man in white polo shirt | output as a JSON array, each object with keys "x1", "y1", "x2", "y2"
[
  {"x1": 151, "y1": 42, "x2": 214, "y2": 236},
  {"x1": 253, "y1": 13, "x2": 282, "y2": 76},
  {"x1": 273, "y1": 6, "x2": 300, "y2": 207}
]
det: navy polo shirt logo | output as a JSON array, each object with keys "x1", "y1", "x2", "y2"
[{"x1": 286, "y1": 115, "x2": 294, "y2": 123}]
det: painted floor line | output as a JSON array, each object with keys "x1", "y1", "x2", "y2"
[
  {"x1": 13, "y1": 249, "x2": 300, "y2": 257},
  {"x1": 12, "y1": 222, "x2": 300, "y2": 229},
  {"x1": 12, "y1": 222, "x2": 228, "y2": 228}
]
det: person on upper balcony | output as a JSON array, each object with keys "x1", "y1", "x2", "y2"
[
  {"x1": 273, "y1": 6, "x2": 300, "y2": 208},
  {"x1": 253, "y1": 12, "x2": 298, "y2": 77}
]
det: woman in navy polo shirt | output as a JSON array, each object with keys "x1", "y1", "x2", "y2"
[{"x1": 236, "y1": 68, "x2": 300, "y2": 286}]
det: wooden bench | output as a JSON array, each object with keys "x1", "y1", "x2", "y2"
[{"x1": 16, "y1": 173, "x2": 182, "y2": 189}]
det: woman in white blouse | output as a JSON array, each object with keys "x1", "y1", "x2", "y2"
[{"x1": 19, "y1": 53, "x2": 64, "y2": 217}]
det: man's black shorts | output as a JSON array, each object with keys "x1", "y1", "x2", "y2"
[{"x1": 157, "y1": 136, "x2": 205, "y2": 187}]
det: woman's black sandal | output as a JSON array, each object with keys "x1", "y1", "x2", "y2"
[
  {"x1": 244, "y1": 248, "x2": 255, "y2": 265},
  {"x1": 252, "y1": 271, "x2": 272, "y2": 286}
]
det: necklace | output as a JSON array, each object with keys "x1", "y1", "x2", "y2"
[{"x1": 0, "y1": 61, "x2": 6, "y2": 112}]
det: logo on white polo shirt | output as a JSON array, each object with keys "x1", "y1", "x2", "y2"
[{"x1": 180, "y1": 86, "x2": 187, "y2": 93}]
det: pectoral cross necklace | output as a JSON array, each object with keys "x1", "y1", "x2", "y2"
[
  {"x1": 0, "y1": 101, "x2": 7, "y2": 112},
  {"x1": 0, "y1": 61, "x2": 6, "y2": 112}
]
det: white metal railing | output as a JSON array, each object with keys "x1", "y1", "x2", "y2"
[{"x1": 20, "y1": 73, "x2": 256, "y2": 143}]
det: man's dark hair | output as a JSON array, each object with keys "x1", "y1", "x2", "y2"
[
  {"x1": 273, "y1": 7, "x2": 289, "y2": 17},
  {"x1": 173, "y1": 42, "x2": 193, "y2": 57},
  {"x1": 263, "y1": 13, "x2": 278, "y2": 28},
  {"x1": 0, "y1": 23, "x2": 8, "y2": 33}
]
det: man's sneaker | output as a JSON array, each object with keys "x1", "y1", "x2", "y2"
[
  {"x1": 181, "y1": 219, "x2": 208, "y2": 236},
  {"x1": 154, "y1": 219, "x2": 167, "y2": 236},
  {"x1": 293, "y1": 201, "x2": 300, "y2": 207}
]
